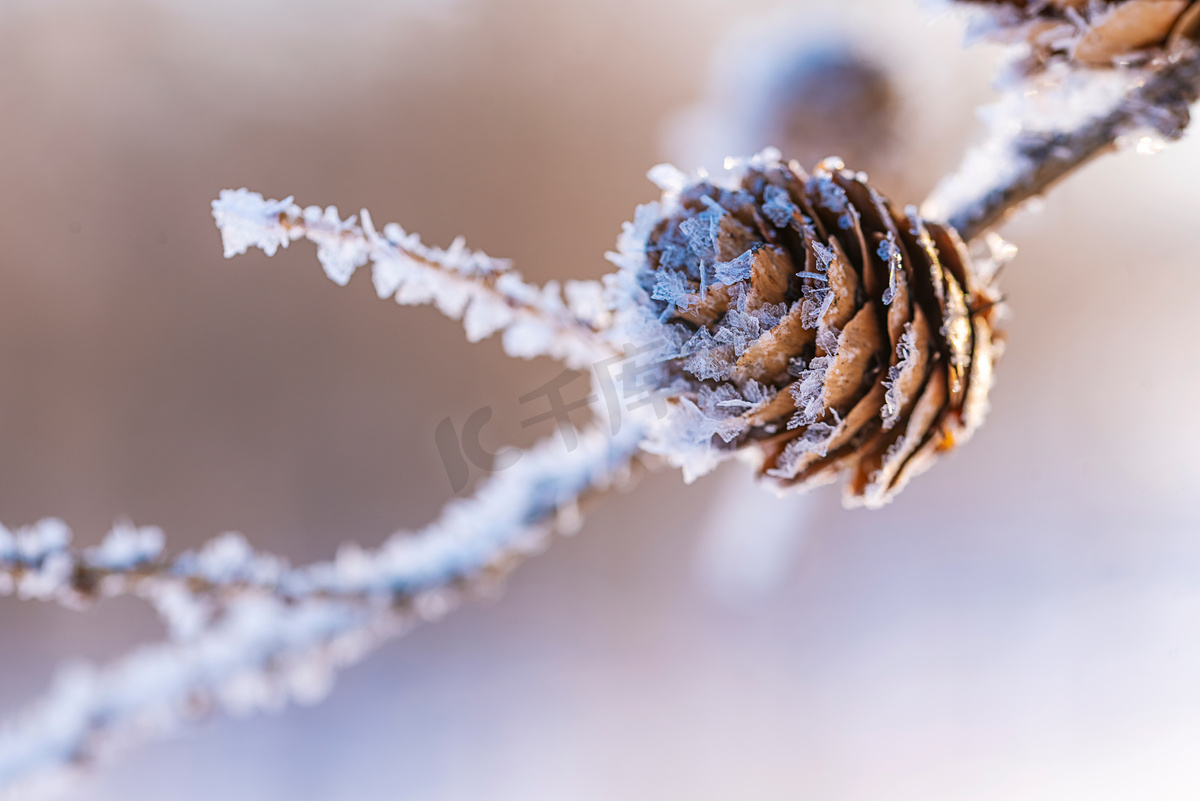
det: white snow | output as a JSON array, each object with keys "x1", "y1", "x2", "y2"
[
  {"x1": 88, "y1": 523, "x2": 164, "y2": 571},
  {"x1": 210, "y1": 189, "x2": 296, "y2": 259}
]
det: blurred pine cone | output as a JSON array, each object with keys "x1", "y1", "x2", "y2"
[
  {"x1": 608, "y1": 153, "x2": 1002, "y2": 508},
  {"x1": 667, "y1": 38, "x2": 900, "y2": 194},
  {"x1": 963, "y1": 0, "x2": 1200, "y2": 68}
]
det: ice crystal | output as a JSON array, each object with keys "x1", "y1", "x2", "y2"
[
  {"x1": 882, "y1": 322, "x2": 918, "y2": 431},
  {"x1": 88, "y1": 523, "x2": 164, "y2": 571},
  {"x1": 761, "y1": 184, "x2": 798, "y2": 228},
  {"x1": 713, "y1": 247, "x2": 759, "y2": 285}
]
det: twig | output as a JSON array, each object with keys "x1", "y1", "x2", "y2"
[
  {"x1": 0, "y1": 422, "x2": 646, "y2": 798},
  {"x1": 925, "y1": 44, "x2": 1200, "y2": 242},
  {"x1": 0, "y1": 418, "x2": 636, "y2": 621},
  {"x1": 212, "y1": 189, "x2": 619, "y2": 370}
]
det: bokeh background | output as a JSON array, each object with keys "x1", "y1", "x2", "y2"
[{"x1": 3, "y1": 0, "x2": 1200, "y2": 798}]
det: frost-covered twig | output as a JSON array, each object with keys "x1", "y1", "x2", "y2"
[
  {"x1": 0, "y1": 423, "x2": 646, "y2": 798},
  {"x1": 0, "y1": 186, "x2": 652, "y2": 796},
  {"x1": 925, "y1": 44, "x2": 1200, "y2": 242},
  {"x1": 212, "y1": 189, "x2": 618, "y2": 369},
  {"x1": 0, "y1": 594, "x2": 381, "y2": 801}
]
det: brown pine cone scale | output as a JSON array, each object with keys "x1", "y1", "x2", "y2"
[{"x1": 963, "y1": 0, "x2": 1200, "y2": 67}]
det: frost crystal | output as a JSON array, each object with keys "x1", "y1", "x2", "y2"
[
  {"x1": 812, "y1": 241, "x2": 835, "y2": 272},
  {"x1": 89, "y1": 522, "x2": 164, "y2": 570},
  {"x1": 564, "y1": 280, "x2": 609, "y2": 327},
  {"x1": 647, "y1": 163, "x2": 688, "y2": 195},
  {"x1": 303, "y1": 205, "x2": 371, "y2": 286},
  {"x1": 682, "y1": 328, "x2": 735, "y2": 381},
  {"x1": 878, "y1": 231, "x2": 902, "y2": 305},
  {"x1": 713, "y1": 247, "x2": 759, "y2": 285},
  {"x1": 801, "y1": 286, "x2": 834, "y2": 330},
  {"x1": 788, "y1": 329, "x2": 839, "y2": 428},
  {"x1": 768, "y1": 415, "x2": 839, "y2": 480},
  {"x1": 761, "y1": 184, "x2": 797, "y2": 228},
  {"x1": 882, "y1": 322, "x2": 918, "y2": 430},
  {"x1": 652, "y1": 270, "x2": 692, "y2": 305},
  {"x1": 211, "y1": 189, "x2": 296, "y2": 258},
  {"x1": 809, "y1": 173, "x2": 854, "y2": 230}
]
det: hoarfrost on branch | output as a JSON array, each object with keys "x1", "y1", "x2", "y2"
[
  {"x1": 0, "y1": 423, "x2": 645, "y2": 799},
  {"x1": 211, "y1": 189, "x2": 617, "y2": 370}
]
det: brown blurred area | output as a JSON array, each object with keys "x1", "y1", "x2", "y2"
[{"x1": 4, "y1": 1, "x2": 1200, "y2": 800}]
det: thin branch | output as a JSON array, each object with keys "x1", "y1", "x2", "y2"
[
  {"x1": 212, "y1": 189, "x2": 619, "y2": 370},
  {"x1": 2, "y1": 421, "x2": 645, "y2": 619},
  {"x1": 924, "y1": 44, "x2": 1200, "y2": 243},
  {"x1": 0, "y1": 422, "x2": 646, "y2": 798},
  {"x1": 0, "y1": 594, "x2": 383, "y2": 801}
]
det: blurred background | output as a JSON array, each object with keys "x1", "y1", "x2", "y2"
[{"x1": 3, "y1": 0, "x2": 1200, "y2": 798}]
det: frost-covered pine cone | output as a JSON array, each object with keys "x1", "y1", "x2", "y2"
[
  {"x1": 607, "y1": 153, "x2": 1002, "y2": 508},
  {"x1": 963, "y1": 0, "x2": 1200, "y2": 68}
]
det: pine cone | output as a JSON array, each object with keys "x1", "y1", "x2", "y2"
[
  {"x1": 608, "y1": 153, "x2": 1002, "y2": 508},
  {"x1": 963, "y1": 0, "x2": 1200, "y2": 68}
]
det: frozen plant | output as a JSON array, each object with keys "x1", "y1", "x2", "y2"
[
  {"x1": 0, "y1": 427, "x2": 643, "y2": 798},
  {"x1": 5, "y1": 1, "x2": 1200, "y2": 796}
]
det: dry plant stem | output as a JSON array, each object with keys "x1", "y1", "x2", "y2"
[
  {"x1": 0, "y1": 423, "x2": 647, "y2": 616},
  {"x1": 946, "y1": 45, "x2": 1200, "y2": 242},
  {"x1": 0, "y1": 423, "x2": 647, "y2": 797},
  {"x1": 273, "y1": 210, "x2": 616, "y2": 365},
  {"x1": 1, "y1": 443, "x2": 645, "y2": 616},
  {"x1": 211, "y1": 188, "x2": 620, "y2": 371}
]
